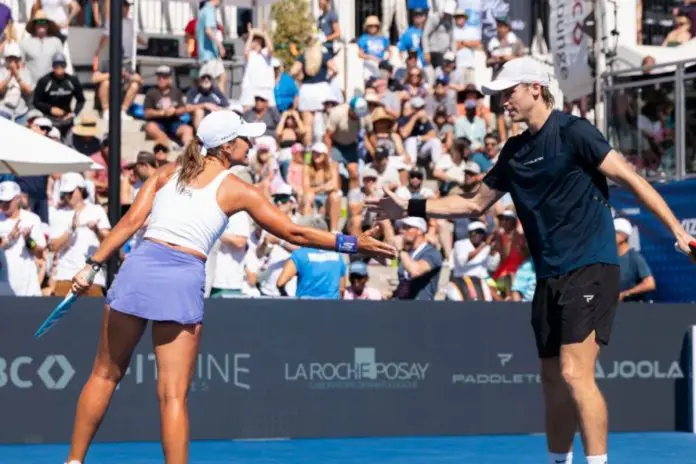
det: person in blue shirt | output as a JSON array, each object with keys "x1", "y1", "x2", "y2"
[
  {"x1": 367, "y1": 56, "x2": 696, "y2": 464},
  {"x1": 357, "y1": 16, "x2": 390, "y2": 78},
  {"x1": 613, "y1": 218, "x2": 655, "y2": 302},
  {"x1": 276, "y1": 216, "x2": 346, "y2": 299},
  {"x1": 196, "y1": 0, "x2": 226, "y2": 91},
  {"x1": 398, "y1": 8, "x2": 427, "y2": 67},
  {"x1": 186, "y1": 71, "x2": 229, "y2": 129},
  {"x1": 509, "y1": 258, "x2": 536, "y2": 302},
  {"x1": 272, "y1": 57, "x2": 298, "y2": 112}
]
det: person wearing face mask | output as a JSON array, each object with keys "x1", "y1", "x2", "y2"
[
  {"x1": 454, "y1": 84, "x2": 487, "y2": 152},
  {"x1": 186, "y1": 70, "x2": 229, "y2": 130}
]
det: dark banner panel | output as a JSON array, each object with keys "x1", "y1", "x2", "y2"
[
  {"x1": 480, "y1": 0, "x2": 535, "y2": 48},
  {"x1": 0, "y1": 298, "x2": 693, "y2": 444}
]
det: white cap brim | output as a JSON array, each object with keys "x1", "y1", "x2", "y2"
[
  {"x1": 237, "y1": 122, "x2": 267, "y2": 138},
  {"x1": 481, "y1": 79, "x2": 520, "y2": 95},
  {"x1": 0, "y1": 193, "x2": 17, "y2": 201}
]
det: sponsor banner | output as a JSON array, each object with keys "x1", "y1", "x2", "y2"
[
  {"x1": 548, "y1": 0, "x2": 594, "y2": 101},
  {"x1": 611, "y1": 178, "x2": 696, "y2": 303},
  {"x1": 481, "y1": 0, "x2": 534, "y2": 48},
  {"x1": 0, "y1": 298, "x2": 693, "y2": 443}
]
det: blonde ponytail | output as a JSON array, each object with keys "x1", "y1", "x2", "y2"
[{"x1": 177, "y1": 138, "x2": 205, "y2": 191}]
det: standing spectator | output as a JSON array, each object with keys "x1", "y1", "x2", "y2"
[
  {"x1": 357, "y1": 16, "x2": 390, "y2": 79},
  {"x1": 291, "y1": 36, "x2": 336, "y2": 145},
  {"x1": 452, "y1": 8, "x2": 480, "y2": 87},
  {"x1": 398, "y1": 7, "x2": 428, "y2": 67},
  {"x1": 184, "y1": 0, "x2": 223, "y2": 58},
  {"x1": 48, "y1": 172, "x2": 110, "y2": 296},
  {"x1": 399, "y1": 97, "x2": 443, "y2": 167},
  {"x1": 91, "y1": 0, "x2": 145, "y2": 122},
  {"x1": 32, "y1": 52, "x2": 85, "y2": 136},
  {"x1": 31, "y1": 0, "x2": 80, "y2": 41},
  {"x1": 243, "y1": 90, "x2": 280, "y2": 137},
  {"x1": 509, "y1": 257, "x2": 536, "y2": 302},
  {"x1": 676, "y1": 0, "x2": 696, "y2": 36},
  {"x1": 0, "y1": 43, "x2": 33, "y2": 124},
  {"x1": 393, "y1": 217, "x2": 442, "y2": 300},
  {"x1": 143, "y1": 65, "x2": 194, "y2": 148},
  {"x1": 302, "y1": 142, "x2": 341, "y2": 232},
  {"x1": 211, "y1": 211, "x2": 251, "y2": 298},
  {"x1": 0, "y1": 181, "x2": 46, "y2": 296},
  {"x1": 0, "y1": 3, "x2": 15, "y2": 58},
  {"x1": 614, "y1": 218, "x2": 656, "y2": 302},
  {"x1": 454, "y1": 84, "x2": 487, "y2": 152},
  {"x1": 324, "y1": 96, "x2": 369, "y2": 213},
  {"x1": 196, "y1": 0, "x2": 226, "y2": 92},
  {"x1": 273, "y1": 57, "x2": 299, "y2": 113},
  {"x1": 240, "y1": 26, "x2": 275, "y2": 108},
  {"x1": 186, "y1": 70, "x2": 229, "y2": 129},
  {"x1": 343, "y1": 260, "x2": 382, "y2": 300},
  {"x1": 486, "y1": 16, "x2": 524, "y2": 140},
  {"x1": 422, "y1": 0, "x2": 456, "y2": 80},
  {"x1": 20, "y1": 11, "x2": 63, "y2": 85},
  {"x1": 317, "y1": 0, "x2": 341, "y2": 56},
  {"x1": 277, "y1": 216, "x2": 346, "y2": 299}
]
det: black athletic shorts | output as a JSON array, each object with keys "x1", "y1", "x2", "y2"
[{"x1": 531, "y1": 263, "x2": 620, "y2": 358}]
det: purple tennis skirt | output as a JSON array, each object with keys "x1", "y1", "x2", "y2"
[{"x1": 106, "y1": 240, "x2": 206, "y2": 324}]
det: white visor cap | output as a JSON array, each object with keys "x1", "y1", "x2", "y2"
[
  {"x1": 197, "y1": 110, "x2": 266, "y2": 155},
  {"x1": 482, "y1": 57, "x2": 552, "y2": 95}
]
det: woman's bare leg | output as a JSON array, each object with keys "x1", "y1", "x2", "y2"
[
  {"x1": 153, "y1": 321, "x2": 201, "y2": 464},
  {"x1": 67, "y1": 307, "x2": 148, "y2": 462}
]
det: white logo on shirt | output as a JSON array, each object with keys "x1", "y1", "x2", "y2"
[
  {"x1": 584, "y1": 295, "x2": 595, "y2": 303},
  {"x1": 523, "y1": 156, "x2": 544, "y2": 166}
]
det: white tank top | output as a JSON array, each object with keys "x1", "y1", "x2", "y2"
[{"x1": 144, "y1": 169, "x2": 231, "y2": 256}]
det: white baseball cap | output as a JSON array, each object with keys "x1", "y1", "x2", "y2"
[
  {"x1": 614, "y1": 218, "x2": 633, "y2": 237},
  {"x1": 4, "y1": 43, "x2": 21, "y2": 59},
  {"x1": 400, "y1": 216, "x2": 427, "y2": 233},
  {"x1": 273, "y1": 183, "x2": 294, "y2": 196},
  {"x1": 48, "y1": 126, "x2": 61, "y2": 140},
  {"x1": 34, "y1": 117, "x2": 53, "y2": 129},
  {"x1": 465, "y1": 161, "x2": 481, "y2": 174},
  {"x1": 468, "y1": 221, "x2": 487, "y2": 233},
  {"x1": 197, "y1": 110, "x2": 266, "y2": 155},
  {"x1": 0, "y1": 181, "x2": 21, "y2": 201},
  {"x1": 270, "y1": 57, "x2": 282, "y2": 68},
  {"x1": 59, "y1": 172, "x2": 86, "y2": 193},
  {"x1": 311, "y1": 142, "x2": 328, "y2": 154},
  {"x1": 482, "y1": 57, "x2": 552, "y2": 95}
]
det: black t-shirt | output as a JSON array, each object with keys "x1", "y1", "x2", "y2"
[{"x1": 483, "y1": 111, "x2": 619, "y2": 278}]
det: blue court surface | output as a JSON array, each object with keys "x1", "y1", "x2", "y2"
[{"x1": 2, "y1": 433, "x2": 696, "y2": 464}]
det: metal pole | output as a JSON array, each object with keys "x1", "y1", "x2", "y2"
[
  {"x1": 594, "y1": 0, "x2": 606, "y2": 134},
  {"x1": 675, "y1": 64, "x2": 686, "y2": 180},
  {"x1": 106, "y1": 0, "x2": 123, "y2": 286}
]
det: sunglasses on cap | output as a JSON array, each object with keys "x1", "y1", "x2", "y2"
[
  {"x1": 273, "y1": 194, "x2": 293, "y2": 204},
  {"x1": 34, "y1": 19, "x2": 48, "y2": 25},
  {"x1": 409, "y1": 172, "x2": 423, "y2": 179}
]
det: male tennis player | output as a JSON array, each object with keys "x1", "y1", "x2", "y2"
[{"x1": 367, "y1": 56, "x2": 696, "y2": 464}]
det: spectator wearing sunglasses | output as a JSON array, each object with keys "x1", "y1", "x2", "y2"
[{"x1": 20, "y1": 10, "x2": 63, "y2": 85}]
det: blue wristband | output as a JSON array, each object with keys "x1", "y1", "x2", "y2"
[{"x1": 335, "y1": 234, "x2": 358, "y2": 254}]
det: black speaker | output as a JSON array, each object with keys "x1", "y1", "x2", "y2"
[
  {"x1": 146, "y1": 37, "x2": 180, "y2": 58},
  {"x1": 222, "y1": 41, "x2": 236, "y2": 59}
]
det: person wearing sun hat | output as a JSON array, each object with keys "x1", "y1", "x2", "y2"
[
  {"x1": 357, "y1": 15, "x2": 390, "y2": 79},
  {"x1": 20, "y1": 10, "x2": 63, "y2": 84}
]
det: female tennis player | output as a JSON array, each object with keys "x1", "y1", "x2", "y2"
[{"x1": 65, "y1": 110, "x2": 396, "y2": 464}]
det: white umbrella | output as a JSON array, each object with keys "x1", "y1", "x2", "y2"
[{"x1": 0, "y1": 117, "x2": 94, "y2": 176}]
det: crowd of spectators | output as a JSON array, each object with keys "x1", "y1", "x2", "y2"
[{"x1": 0, "y1": 0, "x2": 660, "y2": 302}]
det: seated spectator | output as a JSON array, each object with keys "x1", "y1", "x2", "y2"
[
  {"x1": 472, "y1": 132, "x2": 500, "y2": 173},
  {"x1": 396, "y1": 167, "x2": 435, "y2": 201},
  {"x1": 349, "y1": 166, "x2": 383, "y2": 236},
  {"x1": 0, "y1": 43, "x2": 33, "y2": 124},
  {"x1": 69, "y1": 113, "x2": 101, "y2": 155},
  {"x1": 33, "y1": 52, "x2": 85, "y2": 136},
  {"x1": 399, "y1": 97, "x2": 443, "y2": 167},
  {"x1": 276, "y1": 216, "x2": 346, "y2": 299},
  {"x1": 186, "y1": 70, "x2": 229, "y2": 129},
  {"x1": 490, "y1": 210, "x2": 525, "y2": 298},
  {"x1": 16, "y1": 116, "x2": 53, "y2": 222},
  {"x1": 425, "y1": 75, "x2": 457, "y2": 120},
  {"x1": 249, "y1": 136, "x2": 282, "y2": 197},
  {"x1": 402, "y1": 66, "x2": 429, "y2": 99},
  {"x1": 343, "y1": 261, "x2": 382, "y2": 300},
  {"x1": 285, "y1": 143, "x2": 305, "y2": 196},
  {"x1": 302, "y1": 142, "x2": 341, "y2": 232},
  {"x1": 365, "y1": 106, "x2": 408, "y2": 167},
  {"x1": 0, "y1": 180, "x2": 47, "y2": 296},
  {"x1": 663, "y1": 14, "x2": 692, "y2": 46},
  {"x1": 210, "y1": 211, "x2": 251, "y2": 298},
  {"x1": 240, "y1": 26, "x2": 275, "y2": 108},
  {"x1": 153, "y1": 143, "x2": 170, "y2": 167},
  {"x1": 242, "y1": 89, "x2": 280, "y2": 137},
  {"x1": 393, "y1": 217, "x2": 442, "y2": 300},
  {"x1": 357, "y1": 15, "x2": 390, "y2": 79},
  {"x1": 509, "y1": 257, "x2": 536, "y2": 302},
  {"x1": 20, "y1": 11, "x2": 63, "y2": 85},
  {"x1": 48, "y1": 172, "x2": 111, "y2": 297},
  {"x1": 196, "y1": 0, "x2": 226, "y2": 92},
  {"x1": 273, "y1": 57, "x2": 299, "y2": 113},
  {"x1": 614, "y1": 218, "x2": 656, "y2": 302},
  {"x1": 454, "y1": 85, "x2": 487, "y2": 151},
  {"x1": 290, "y1": 36, "x2": 336, "y2": 145},
  {"x1": 84, "y1": 135, "x2": 111, "y2": 205},
  {"x1": 143, "y1": 65, "x2": 193, "y2": 147},
  {"x1": 365, "y1": 144, "x2": 406, "y2": 193},
  {"x1": 446, "y1": 221, "x2": 496, "y2": 301},
  {"x1": 433, "y1": 105, "x2": 454, "y2": 154},
  {"x1": 276, "y1": 109, "x2": 306, "y2": 150},
  {"x1": 366, "y1": 77, "x2": 401, "y2": 118}
]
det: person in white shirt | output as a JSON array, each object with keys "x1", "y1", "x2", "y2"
[
  {"x1": 0, "y1": 181, "x2": 47, "y2": 296},
  {"x1": 48, "y1": 172, "x2": 111, "y2": 296},
  {"x1": 210, "y1": 211, "x2": 251, "y2": 298},
  {"x1": 446, "y1": 220, "x2": 495, "y2": 301},
  {"x1": 364, "y1": 145, "x2": 407, "y2": 193}
]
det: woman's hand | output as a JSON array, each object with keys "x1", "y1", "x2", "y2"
[
  {"x1": 71, "y1": 264, "x2": 95, "y2": 294},
  {"x1": 357, "y1": 226, "x2": 397, "y2": 260}
]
